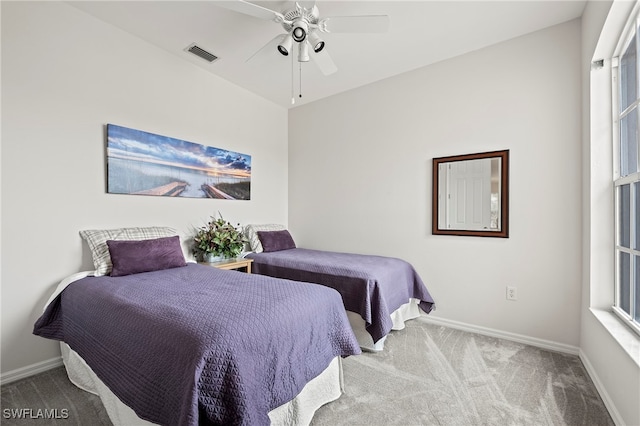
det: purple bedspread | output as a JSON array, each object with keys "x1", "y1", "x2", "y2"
[
  {"x1": 33, "y1": 263, "x2": 360, "y2": 426},
  {"x1": 247, "y1": 248, "x2": 435, "y2": 343}
]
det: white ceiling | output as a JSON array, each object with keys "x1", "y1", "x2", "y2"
[{"x1": 68, "y1": 1, "x2": 586, "y2": 109}]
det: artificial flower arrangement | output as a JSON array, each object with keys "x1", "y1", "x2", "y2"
[{"x1": 193, "y1": 213, "x2": 246, "y2": 261}]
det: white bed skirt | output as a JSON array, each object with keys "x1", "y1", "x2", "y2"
[
  {"x1": 60, "y1": 343, "x2": 343, "y2": 426},
  {"x1": 347, "y1": 298, "x2": 421, "y2": 351}
]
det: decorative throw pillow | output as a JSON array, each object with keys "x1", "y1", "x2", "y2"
[
  {"x1": 257, "y1": 230, "x2": 296, "y2": 252},
  {"x1": 107, "y1": 236, "x2": 187, "y2": 277},
  {"x1": 243, "y1": 224, "x2": 286, "y2": 253},
  {"x1": 80, "y1": 226, "x2": 178, "y2": 276}
]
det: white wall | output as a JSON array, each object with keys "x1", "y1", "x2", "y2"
[
  {"x1": 289, "y1": 20, "x2": 583, "y2": 347},
  {"x1": 1, "y1": 2, "x2": 288, "y2": 374}
]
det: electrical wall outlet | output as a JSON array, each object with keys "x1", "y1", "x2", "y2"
[{"x1": 506, "y1": 286, "x2": 517, "y2": 301}]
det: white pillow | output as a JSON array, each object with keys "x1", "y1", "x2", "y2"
[
  {"x1": 80, "y1": 226, "x2": 178, "y2": 276},
  {"x1": 243, "y1": 224, "x2": 286, "y2": 253}
]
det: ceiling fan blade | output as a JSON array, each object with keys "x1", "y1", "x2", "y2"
[
  {"x1": 297, "y1": 1, "x2": 317, "y2": 11},
  {"x1": 311, "y1": 46, "x2": 337, "y2": 76},
  {"x1": 216, "y1": 0, "x2": 284, "y2": 22},
  {"x1": 246, "y1": 34, "x2": 286, "y2": 63},
  {"x1": 319, "y1": 15, "x2": 390, "y2": 33}
]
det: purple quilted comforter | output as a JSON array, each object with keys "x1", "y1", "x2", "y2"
[
  {"x1": 247, "y1": 248, "x2": 435, "y2": 343},
  {"x1": 33, "y1": 263, "x2": 360, "y2": 426}
]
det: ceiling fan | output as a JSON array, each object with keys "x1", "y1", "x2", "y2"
[{"x1": 218, "y1": 0, "x2": 390, "y2": 76}]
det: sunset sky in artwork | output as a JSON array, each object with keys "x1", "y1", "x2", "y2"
[{"x1": 107, "y1": 124, "x2": 251, "y2": 178}]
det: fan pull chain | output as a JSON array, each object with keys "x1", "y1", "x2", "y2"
[
  {"x1": 299, "y1": 62, "x2": 302, "y2": 99},
  {"x1": 291, "y1": 53, "x2": 295, "y2": 105}
]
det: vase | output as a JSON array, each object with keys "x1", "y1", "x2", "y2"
[{"x1": 204, "y1": 253, "x2": 224, "y2": 263}]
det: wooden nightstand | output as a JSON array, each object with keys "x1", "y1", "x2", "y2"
[{"x1": 200, "y1": 258, "x2": 254, "y2": 274}]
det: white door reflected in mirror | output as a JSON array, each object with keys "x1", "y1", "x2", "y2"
[
  {"x1": 438, "y1": 158, "x2": 501, "y2": 231},
  {"x1": 432, "y1": 150, "x2": 509, "y2": 238}
]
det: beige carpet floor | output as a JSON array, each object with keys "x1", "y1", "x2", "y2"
[{"x1": 313, "y1": 317, "x2": 613, "y2": 426}]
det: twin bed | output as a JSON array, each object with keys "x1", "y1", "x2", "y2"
[
  {"x1": 33, "y1": 225, "x2": 435, "y2": 425},
  {"x1": 244, "y1": 224, "x2": 435, "y2": 351}
]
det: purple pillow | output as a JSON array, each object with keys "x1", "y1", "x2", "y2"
[
  {"x1": 257, "y1": 230, "x2": 296, "y2": 252},
  {"x1": 106, "y1": 236, "x2": 187, "y2": 277}
]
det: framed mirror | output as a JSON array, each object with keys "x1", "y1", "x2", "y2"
[{"x1": 432, "y1": 150, "x2": 509, "y2": 238}]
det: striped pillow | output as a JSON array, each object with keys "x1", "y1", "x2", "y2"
[{"x1": 80, "y1": 226, "x2": 178, "y2": 276}]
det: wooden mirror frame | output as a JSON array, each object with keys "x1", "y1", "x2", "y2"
[{"x1": 432, "y1": 149, "x2": 509, "y2": 238}]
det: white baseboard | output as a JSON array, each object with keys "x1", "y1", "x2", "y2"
[
  {"x1": 1, "y1": 356, "x2": 63, "y2": 385},
  {"x1": 420, "y1": 315, "x2": 580, "y2": 355},
  {"x1": 579, "y1": 349, "x2": 624, "y2": 426}
]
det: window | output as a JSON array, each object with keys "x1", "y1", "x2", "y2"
[{"x1": 613, "y1": 13, "x2": 640, "y2": 336}]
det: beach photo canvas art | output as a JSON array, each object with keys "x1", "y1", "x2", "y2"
[{"x1": 107, "y1": 124, "x2": 251, "y2": 200}]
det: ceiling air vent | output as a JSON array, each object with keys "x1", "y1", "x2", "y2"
[{"x1": 185, "y1": 43, "x2": 218, "y2": 63}]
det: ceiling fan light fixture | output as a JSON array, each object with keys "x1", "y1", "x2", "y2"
[
  {"x1": 308, "y1": 31, "x2": 325, "y2": 53},
  {"x1": 298, "y1": 41, "x2": 310, "y2": 62},
  {"x1": 277, "y1": 34, "x2": 294, "y2": 56},
  {"x1": 226, "y1": 0, "x2": 390, "y2": 81},
  {"x1": 291, "y1": 20, "x2": 308, "y2": 42}
]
